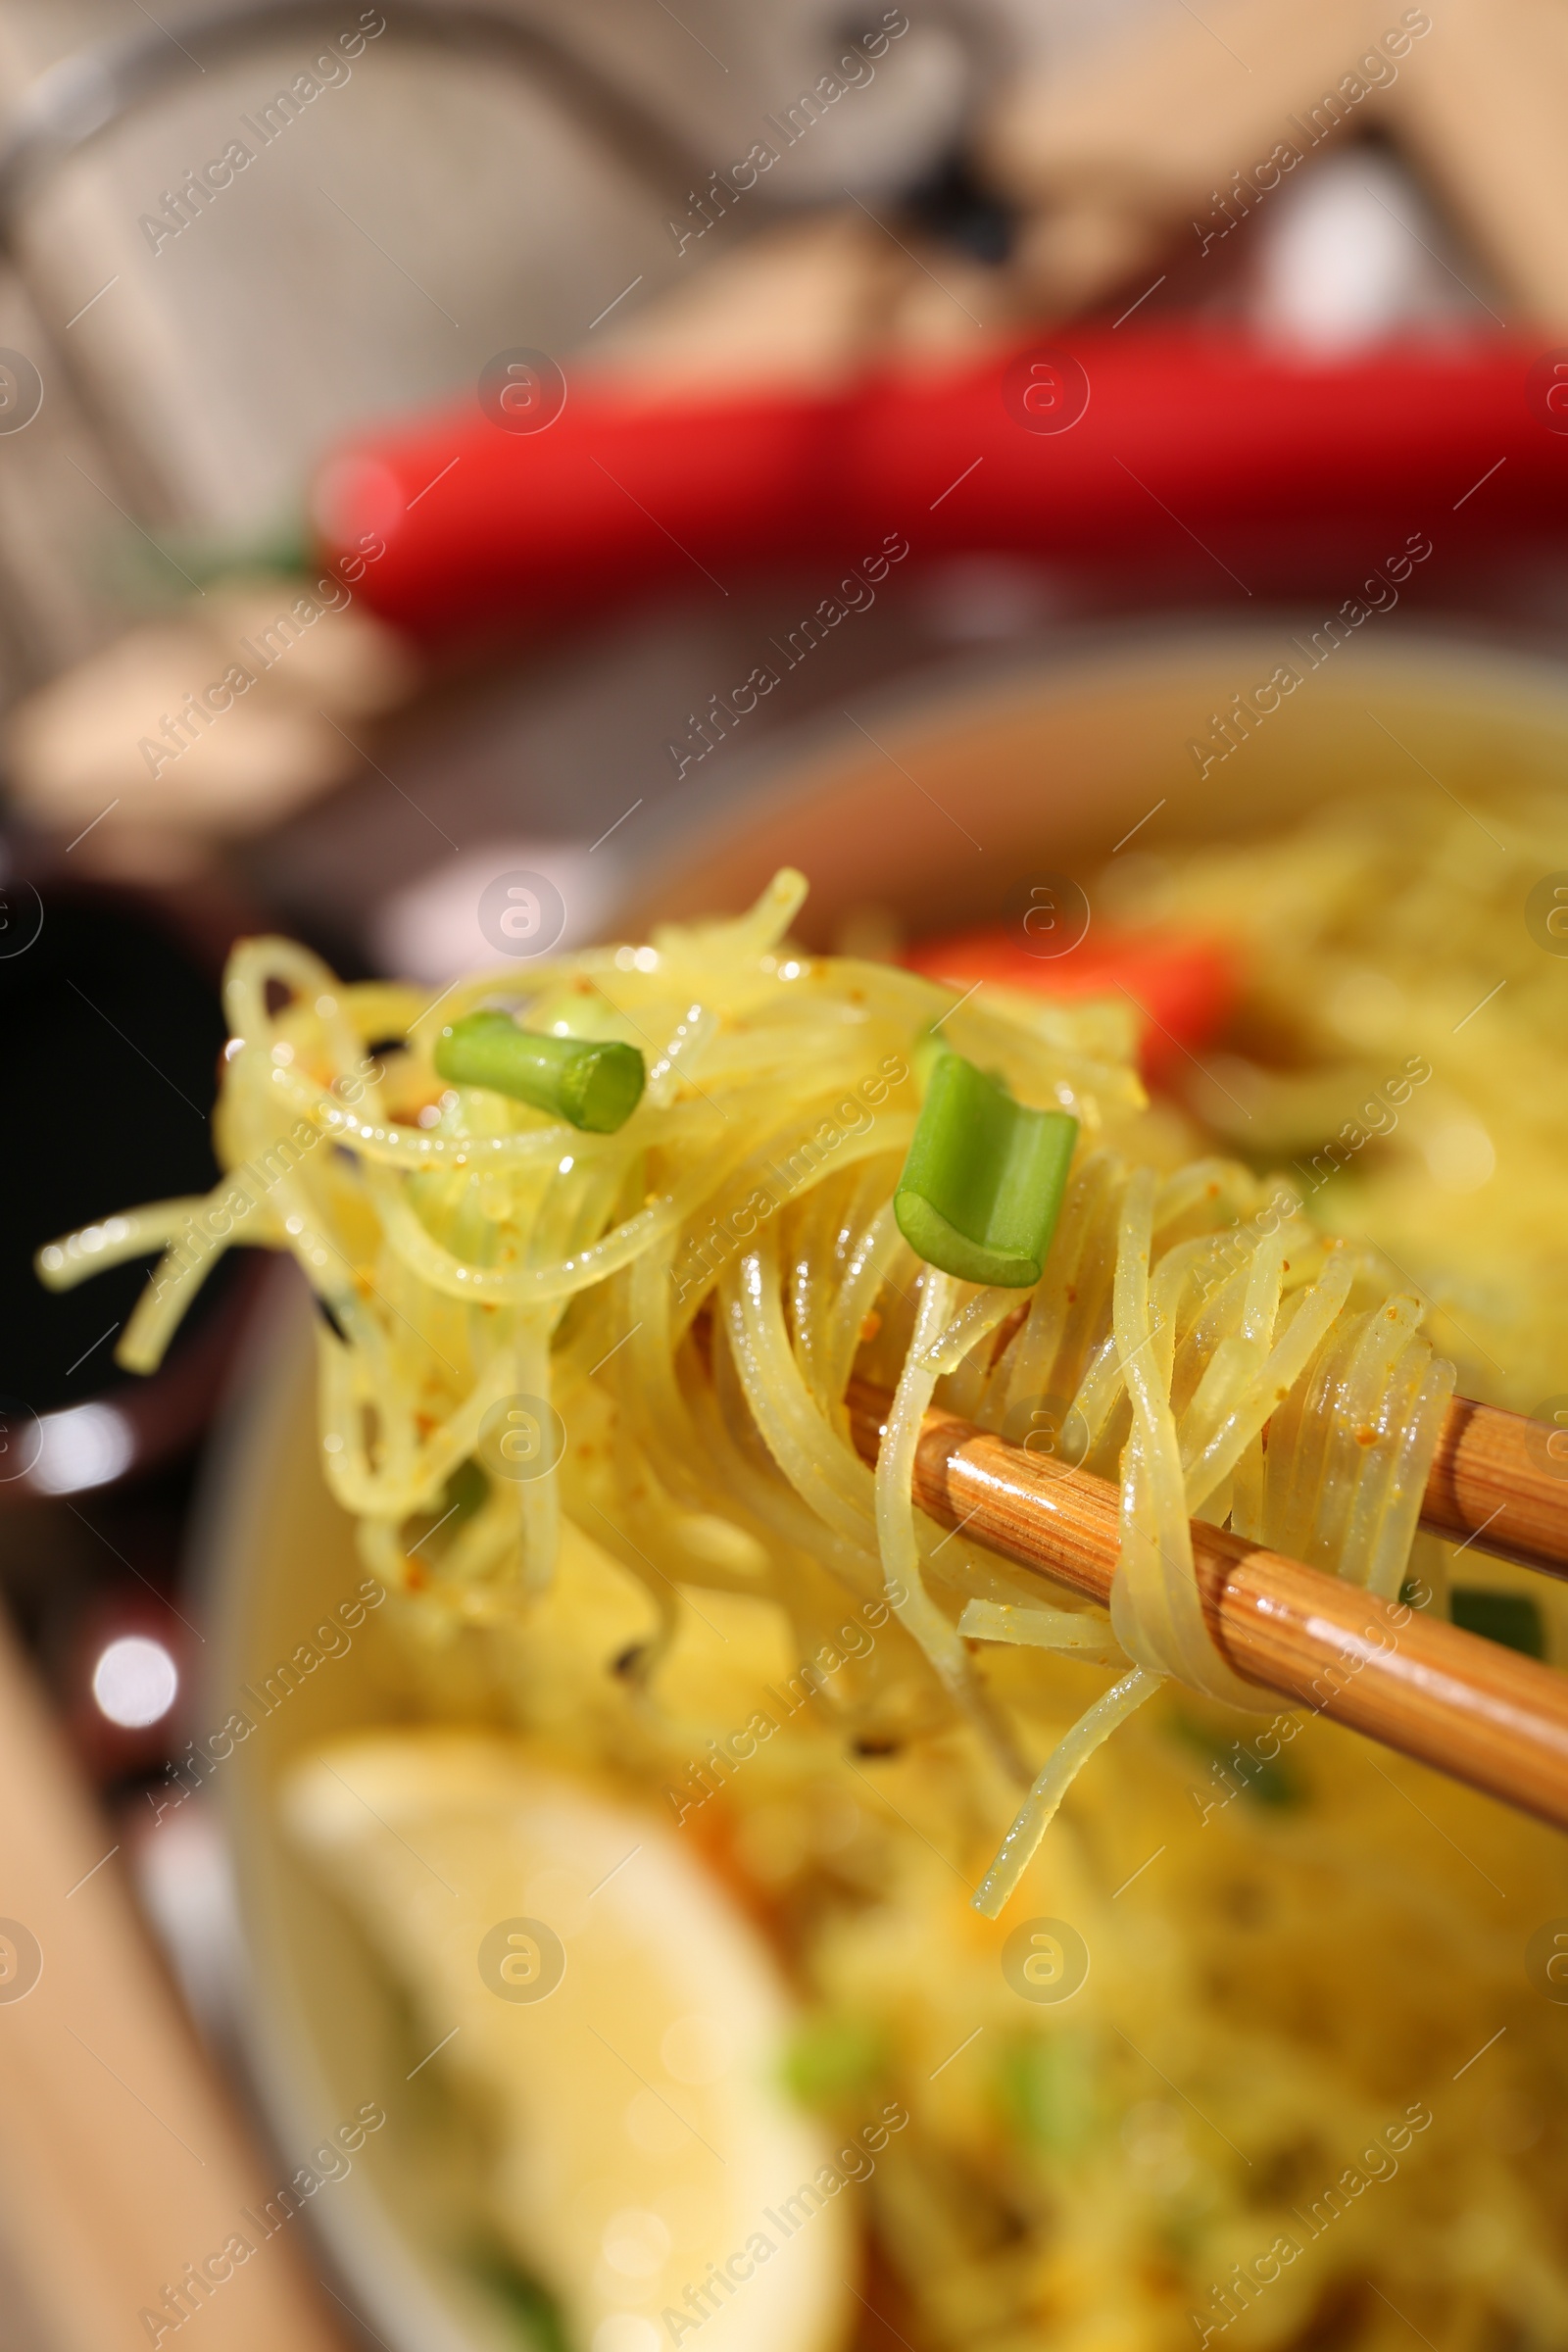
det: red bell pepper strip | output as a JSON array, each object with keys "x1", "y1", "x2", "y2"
[{"x1": 903, "y1": 925, "x2": 1237, "y2": 1088}]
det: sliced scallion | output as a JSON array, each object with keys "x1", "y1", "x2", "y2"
[
  {"x1": 435, "y1": 1011, "x2": 644, "y2": 1134},
  {"x1": 894, "y1": 1051, "x2": 1077, "y2": 1288},
  {"x1": 1448, "y1": 1586, "x2": 1544, "y2": 1659}
]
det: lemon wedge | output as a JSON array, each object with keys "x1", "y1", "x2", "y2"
[{"x1": 281, "y1": 1731, "x2": 856, "y2": 2352}]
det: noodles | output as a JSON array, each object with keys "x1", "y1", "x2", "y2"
[
  {"x1": 964, "y1": 1152, "x2": 1451, "y2": 1913},
  {"x1": 43, "y1": 866, "x2": 1452, "y2": 1889},
  {"x1": 40, "y1": 830, "x2": 1568, "y2": 2352},
  {"x1": 972, "y1": 1665, "x2": 1162, "y2": 1915}
]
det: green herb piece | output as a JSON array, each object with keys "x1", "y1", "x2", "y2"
[
  {"x1": 1227, "y1": 1749, "x2": 1298, "y2": 1808},
  {"x1": 782, "y1": 2013, "x2": 888, "y2": 2109},
  {"x1": 466, "y1": 2245, "x2": 571, "y2": 2351},
  {"x1": 996, "y1": 2033, "x2": 1097, "y2": 2157},
  {"x1": 404, "y1": 1458, "x2": 489, "y2": 1561},
  {"x1": 1449, "y1": 1586, "x2": 1545, "y2": 1659},
  {"x1": 894, "y1": 1051, "x2": 1077, "y2": 1287},
  {"x1": 435, "y1": 1011, "x2": 644, "y2": 1133},
  {"x1": 1171, "y1": 1712, "x2": 1302, "y2": 1809},
  {"x1": 443, "y1": 1456, "x2": 490, "y2": 1524},
  {"x1": 909, "y1": 1021, "x2": 948, "y2": 1092}
]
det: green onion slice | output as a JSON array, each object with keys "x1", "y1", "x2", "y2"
[
  {"x1": 894, "y1": 1052, "x2": 1077, "y2": 1288},
  {"x1": 434, "y1": 1011, "x2": 645, "y2": 1134},
  {"x1": 1448, "y1": 1586, "x2": 1544, "y2": 1659}
]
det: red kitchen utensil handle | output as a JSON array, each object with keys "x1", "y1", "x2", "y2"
[{"x1": 311, "y1": 329, "x2": 1566, "y2": 639}]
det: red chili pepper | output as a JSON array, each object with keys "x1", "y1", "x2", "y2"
[
  {"x1": 310, "y1": 329, "x2": 1567, "y2": 642},
  {"x1": 903, "y1": 927, "x2": 1237, "y2": 1087}
]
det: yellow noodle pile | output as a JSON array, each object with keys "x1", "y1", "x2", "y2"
[
  {"x1": 39, "y1": 846, "x2": 1568, "y2": 2352},
  {"x1": 39, "y1": 868, "x2": 1452, "y2": 1913}
]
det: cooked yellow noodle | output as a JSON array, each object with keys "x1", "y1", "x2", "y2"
[
  {"x1": 40, "y1": 828, "x2": 1568, "y2": 2352},
  {"x1": 42, "y1": 868, "x2": 1451, "y2": 1904}
]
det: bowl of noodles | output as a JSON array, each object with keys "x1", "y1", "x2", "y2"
[{"x1": 103, "y1": 621, "x2": 1568, "y2": 2352}]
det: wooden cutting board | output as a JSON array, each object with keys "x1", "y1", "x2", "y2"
[{"x1": 0, "y1": 1602, "x2": 347, "y2": 2352}]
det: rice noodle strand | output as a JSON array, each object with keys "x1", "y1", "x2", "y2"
[{"x1": 38, "y1": 870, "x2": 1455, "y2": 1910}]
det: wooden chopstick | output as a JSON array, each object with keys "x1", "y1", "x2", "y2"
[
  {"x1": 976, "y1": 1306, "x2": 1566, "y2": 1578},
  {"x1": 845, "y1": 1382, "x2": 1568, "y2": 1833},
  {"x1": 1424, "y1": 1396, "x2": 1568, "y2": 1578}
]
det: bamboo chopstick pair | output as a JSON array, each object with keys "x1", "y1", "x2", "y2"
[{"x1": 847, "y1": 1383, "x2": 1568, "y2": 1830}]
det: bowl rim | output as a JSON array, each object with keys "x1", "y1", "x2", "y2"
[
  {"x1": 609, "y1": 610, "x2": 1568, "y2": 935},
  {"x1": 193, "y1": 611, "x2": 1568, "y2": 2352}
]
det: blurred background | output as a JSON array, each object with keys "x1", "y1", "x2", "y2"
[{"x1": 1, "y1": 0, "x2": 1566, "y2": 2343}]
